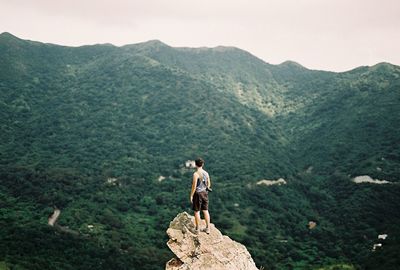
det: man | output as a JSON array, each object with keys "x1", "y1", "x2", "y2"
[{"x1": 190, "y1": 157, "x2": 211, "y2": 234}]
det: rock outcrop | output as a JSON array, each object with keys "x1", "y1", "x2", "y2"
[
  {"x1": 48, "y1": 208, "x2": 61, "y2": 226},
  {"x1": 166, "y1": 212, "x2": 258, "y2": 270}
]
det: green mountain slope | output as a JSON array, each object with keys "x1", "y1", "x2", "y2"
[
  {"x1": 0, "y1": 32, "x2": 291, "y2": 179},
  {"x1": 277, "y1": 62, "x2": 400, "y2": 179},
  {"x1": 1, "y1": 32, "x2": 399, "y2": 270}
]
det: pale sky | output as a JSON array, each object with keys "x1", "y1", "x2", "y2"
[{"x1": 1, "y1": 0, "x2": 399, "y2": 72}]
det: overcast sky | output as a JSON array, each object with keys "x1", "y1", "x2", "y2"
[{"x1": 1, "y1": 0, "x2": 399, "y2": 72}]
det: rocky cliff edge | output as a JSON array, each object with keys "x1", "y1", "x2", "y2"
[{"x1": 166, "y1": 212, "x2": 258, "y2": 270}]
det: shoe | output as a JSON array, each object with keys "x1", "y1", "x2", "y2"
[
  {"x1": 202, "y1": 227, "x2": 210, "y2": 234},
  {"x1": 194, "y1": 227, "x2": 200, "y2": 234}
]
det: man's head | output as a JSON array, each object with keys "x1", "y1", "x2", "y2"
[{"x1": 195, "y1": 158, "x2": 204, "y2": 168}]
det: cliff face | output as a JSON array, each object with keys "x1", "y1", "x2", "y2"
[{"x1": 166, "y1": 212, "x2": 258, "y2": 270}]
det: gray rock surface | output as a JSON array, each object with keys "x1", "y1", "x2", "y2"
[{"x1": 166, "y1": 212, "x2": 258, "y2": 270}]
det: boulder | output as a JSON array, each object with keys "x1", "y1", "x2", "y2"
[{"x1": 166, "y1": 212, "x2": 258, "y2": 270}]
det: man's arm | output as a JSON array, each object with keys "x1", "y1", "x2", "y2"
[
  {"x1": 190, "y1": 173, "x2": 198, "y2": 203},
  {"x1": 208, "y1": 176, "x2": 211, "y2": 188}
]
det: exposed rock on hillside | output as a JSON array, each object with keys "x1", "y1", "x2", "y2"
[
  {"x1": 257, "y1": 178, "x2": 286, "y2": 186},
  {"x1": 48, "y1": 208, "x2": 61, "y2": 226},
  {"x1": 166, "y1": 212, "x2": 258, "y2": 270},
  {"x1": 352, "y1": 175, "x2": 391, "y2": 184}
]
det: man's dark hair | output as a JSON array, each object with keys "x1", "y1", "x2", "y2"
[{"x1": 195, "y1": 158, "x2": 204, "y2": 167}]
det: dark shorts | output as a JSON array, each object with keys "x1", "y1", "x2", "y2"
[{"x1": 192, "y1": 191, "x2": 209, "y2": 211}]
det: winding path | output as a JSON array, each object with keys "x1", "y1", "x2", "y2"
[{"x1": 48, "y1": 208, "x2": 61, "y2": 226}]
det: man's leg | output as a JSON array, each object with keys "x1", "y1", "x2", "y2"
[
  {"x1": 202, "y1": 210, "x2": 210, "y2": 233},
  {"x1": 194, "y1": 211, "x2": 201, "y2": 231}
]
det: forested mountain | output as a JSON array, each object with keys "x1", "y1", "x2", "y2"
[{"x1": 1, "y1": 32, "x2": 399, "y2": 270}]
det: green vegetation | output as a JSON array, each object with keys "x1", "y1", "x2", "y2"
[
  {"x1": 0, "y1": 261, "x2": 10, "y2": 270},
  {"x1": 316, "y1": 264, "x2": 356, "y2": 270},
  {"x1": 1, "y1": 32, "x2": 399, "y2": 269}
]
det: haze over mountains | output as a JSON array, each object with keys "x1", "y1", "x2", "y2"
[{"x1": 1, "y1": 32, "x2": 399, "y2": 270}]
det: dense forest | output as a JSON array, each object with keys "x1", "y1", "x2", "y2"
[{"x1": 0, "y1": 32, "x2": 399, "y2": 270}]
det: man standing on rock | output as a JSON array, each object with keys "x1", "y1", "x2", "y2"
[{"x1": 190, "y1": 157, "x2": 211, "y2": 234}]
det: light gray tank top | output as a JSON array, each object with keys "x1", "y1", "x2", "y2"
[{"x1": 195, "y1": 170, "x2": 209, "y2": 193}]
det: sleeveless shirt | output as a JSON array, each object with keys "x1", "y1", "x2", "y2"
[{"x1": 195, "y1": 170, "x2": 209, "y2": 193}]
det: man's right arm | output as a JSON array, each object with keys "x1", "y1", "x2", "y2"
[{"x1": 190, "y1": 173, "x2": 197, "y2": 203}]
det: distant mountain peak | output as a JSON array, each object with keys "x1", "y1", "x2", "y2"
[
  {"x1": 0, "y1": 32, "x2": 21, "y2": 41},
  {"x1": 132, "y1": 39, "x2": 169, "y2": 48},
  {"x1": 212, "y1": 45, "x2": 240, "y2": 51},
  {"x1": 279, "y1": 60, "x2": 306, "y2": 69},
  {"x1": 122, "y1": 39, "x2": 170, "y2": 53},
  {"x1": 370, "y1": 62, "x2": 398, "y2": 69},
  {"x1": 0, "y1": 32, "x2": 28, "y2": 47},
  {"x1": 0, "y1": 32, "x2": 15, "y2": 37},
  {"x1": 145, "y1": 39, "x2": 167, "y2": 45}
]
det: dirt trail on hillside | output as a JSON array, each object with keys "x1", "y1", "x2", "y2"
[{"x1": 48, "y1": 208, "x2": 61, "y2": 226}]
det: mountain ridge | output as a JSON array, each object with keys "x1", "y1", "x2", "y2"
[{"x1": 2, "y1": 32, "x2": 398, "y2": 73}]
